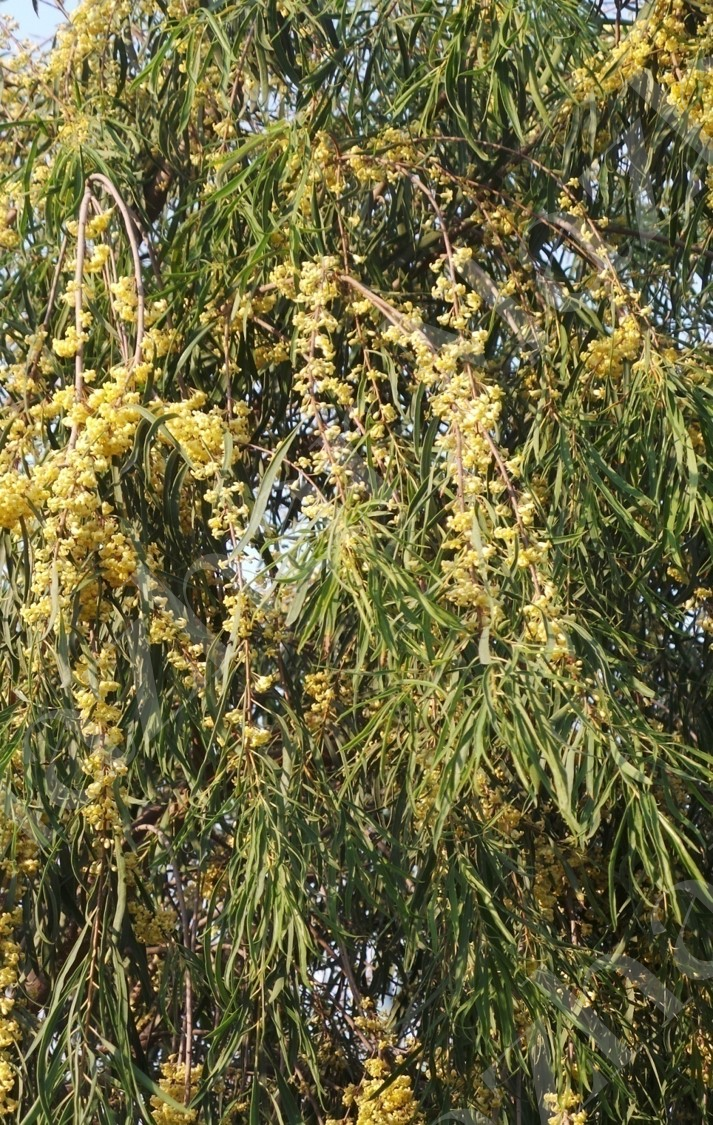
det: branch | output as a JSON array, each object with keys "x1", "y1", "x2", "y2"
[{"x1": 86, "y1": 173, "x2": 146, "y2": 366}]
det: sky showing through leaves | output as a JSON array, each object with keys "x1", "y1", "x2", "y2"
[{"x1": 2, "y1": 0, "x2": 67, "y2": 40}]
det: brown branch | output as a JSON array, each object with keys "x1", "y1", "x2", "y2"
[{"x1": 86, "y1": 173, "x2": 146, "y2": 366}]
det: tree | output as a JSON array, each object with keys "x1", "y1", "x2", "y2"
[{"x1": 0, "y1": 0, "x2": 713, "y2": 1120}]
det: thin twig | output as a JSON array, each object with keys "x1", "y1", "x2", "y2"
[{"x1": 86, "y1": 173, "x2": 146, "y2": 365}]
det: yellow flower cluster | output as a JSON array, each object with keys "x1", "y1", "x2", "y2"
[
  {"x1": 309, "y1": 132, "x2": 346, "y2": 194},
  {"x1": 162, "y1": 391, "x2": 228, "y2": 476},
  {"x1": 82, "y1": 749, "x2": 128, "y2": 838},
  {"x1": 150, "y1": 1057, "x2": 202, "y2": 1125},
  {"x1": 665, "y1": 49, "x2": 713, "y2": 205},
  {"x1": 0, "y1": 808, "x2": 38, "y2": 886},
  {"x1": 149, "y1": 598, "x2": 206, "y2": 689},
  {"x1": 290, "y1": 257, "x2": 357, "y2": 489},
  {"x1": 531, "y1": 841, "x2": 569, "y2": 922},
  {"x1": 270, "y1": 262, "x2": 297, "y2": 300},
  {"x1": 205, "y1": 477, "x2": 249, "y2": 540},
  {"x1": 378, "y1": 254, "x2": 558, "y2": 634},
  {"x1": 52, "y1": 324, "x2": 87, "y2": 358},
  {"x1": 571, "y1": 0, "x2": 687, "y2": 98},
  {"x1": 225, "y1": 719, "x2": 272, "y2": 754},
  {"x1": 543, "y1": 1089, "x2": 587, "y2": 1125},
  {"x1": 166, "y1": 0, "x2": 201, "y2": 18},
  {"x1": 141, "y1": 299, "x2": 179, "y2": 361},
  {"x1": 0, "y1": 908, "x2": 22, "y2": 1115},
  {"x1": 522, "y1": 583, "x2": 570, "y2": 664},
  {"x1": 73, "y1": 647, "x2": 122, "y2": 737},
  {"x1": 581, "y1": 314, "x2": 641, "y2": 394},
  {"x1": 130, "y1": 902, "x2": 177, "y2": 946},
  {"x1": 684, "y1": 587, "x2": 713, "y2": 636},
  {"x1": 377, "y1": 304, "x2": 504, "y2": 618},
  {"x1": 0, "y1": 471, "x2": 34, "y2": 532},
  {"x1": 0, "y1": 792, "x2": 41, "y2": 1114},
  {"x1": 110, "y1": 275, "x2": 138, "y2": 323},
  {"x1": 84, "y1": 244, "x2": 111, "y2": 274},
  {"x1": 85, "y1": 209, "x2": 113, "y2": 239},
  {"x1": 17, "y1": 362, "x2": 142, "y2": 630},
  {"x1": 345, "y1": 127, "x2": 420, "y2": 187},
  {"x1": 0, "y1": 193, "x2": 19, "y2": 251},
  {"x1": 349, "y1": 1057, "x2": 423, "y2": 1125},
  {"x1": 123, "y1": 851, "x2": 178, "y2": 945},
  {"x1": 288, "y1": 125, "x2": 419, "y2": 207},
  {"x1": 45, "y1": 0, "x2": 155, "y2": 90},
  {"x1": 6, "y1": 230, "x2": 238, "y2": 669},
  {"x1": 303, "y1": 670, "x2": 337, "y2": 731}
]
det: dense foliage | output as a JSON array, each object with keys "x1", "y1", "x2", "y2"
[{"x1": 1, "y1": 0, "x2": 713, "y2": 1120}]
